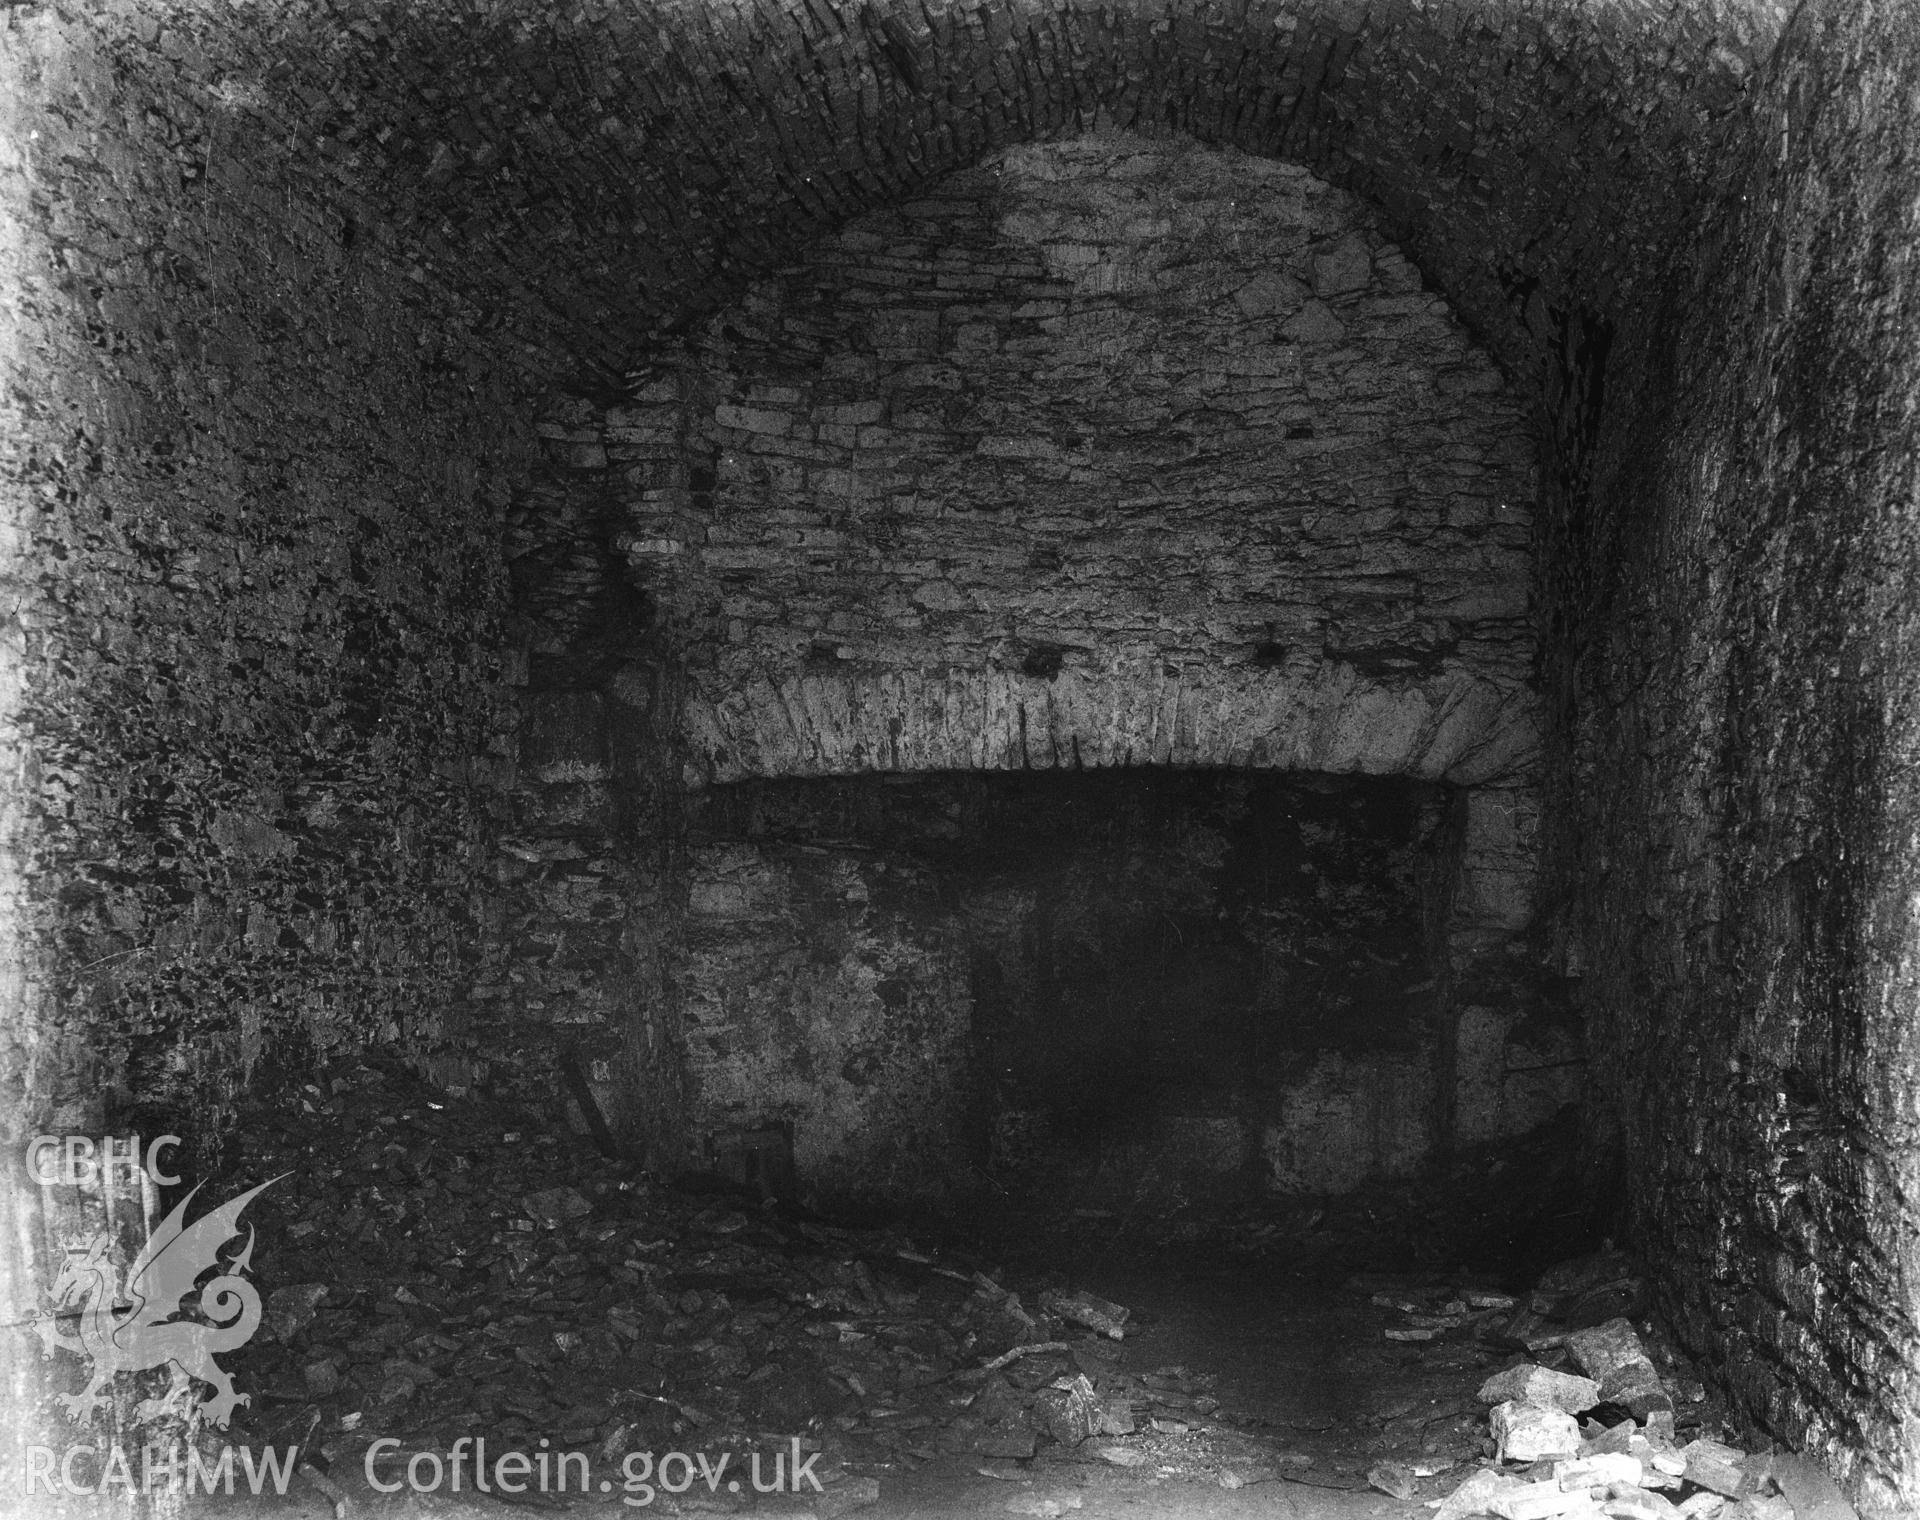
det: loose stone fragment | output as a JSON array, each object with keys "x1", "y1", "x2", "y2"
[
  {"x1": 1678, "y1": 1439, "x2": 1750, "y2": 1499},
  {"x1": 1039, "y1": 1289, "x2": 1130, "y2": 1339},
  {"x1": 1555, "y1": 1453, "x2": 1644, "y2": 1490},
  {"x1": 1435, "y1": 1469, "x2": 1525, "y2": 1520},
  {"x1": 1492, "y1": 1400, "x2": 1582, "y2": 1462},
  {"x1": 1489, "y1": 1476, "x2": 1605, "y2": 1519},
  {"x1": 1766, "y1": 1453, "x2": 1858, "y2": 1520},
  {"x1": 1564, "y1": 1319, "x2": 1670, "y2": 1419},
  {"x1": 1368, "y1": 1459, "x2": 1418, "y2": 1500},
  {"x1": 1479, "y1": 1363, "x2": 1602, "y2": 1414},
  {"x1": 1603, "y1": 1488, "x2": 1681, "y2": 1520},
  {"x1": 1032, "y1": 1374, "x2": 1100, "y2": 1445}
]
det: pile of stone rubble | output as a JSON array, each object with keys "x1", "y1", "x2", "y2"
[
  {"x1": 208, "y1": 1053, "x2": 1306, "y2": 1507},
  {"x1": 1358, "y1": 1266, "x2": 1860, "y2": 1520},
  {"x1": 123, "y1": 1055, "x2": 1859, "y2": 1520}
]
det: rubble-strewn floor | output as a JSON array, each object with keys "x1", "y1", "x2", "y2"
[{"x1": 49, "y1": 1054, "x2": 1815, "y2": 1519}]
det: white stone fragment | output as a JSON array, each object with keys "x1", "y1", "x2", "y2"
[
  {"x1": 1479, "y1": 1363, "x2": 1603, "y2": 1414},
  {"x1": 1554, "y1": 1453, "x2": 1643, "y2": 1491},
  {"x1": 1491, "y1": 1400, "x2": 1581, "y2": 1462}
]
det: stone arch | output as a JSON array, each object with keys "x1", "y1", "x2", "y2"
[{"x1": 198, "y1": 0, "x2": 1779, "y2": 373}]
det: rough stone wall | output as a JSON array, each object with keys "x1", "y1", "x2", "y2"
[
  {"x1": 493, "y1": 401, "x2": 691, "y2": 1159},
  {"x1": 680, "y1": 838, "x2": 973, "y2": 1201},
  {"x1": 681, "y1": 771, "x2": 1567, "y2": 1203},
  {"x1": 79, "y1": 0, "x2": 1775, "y2": 390},
  {"x1": 625, "y1": 136, "x2": 1539, "y2": 793},
  {"x1": 0, "y1": 15, "x2": 542, "y2": 1147},
  {"x1": 1557, "y1": 4, "x2": 1920, "y2": 1510}
]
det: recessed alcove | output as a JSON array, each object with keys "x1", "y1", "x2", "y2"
[{"x1": 681, "y1": 768, "x2": 1492, "y2": 1207}]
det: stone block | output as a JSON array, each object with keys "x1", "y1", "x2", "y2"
[
  {"x1": 714, "y1": 403, "x2": 793, "y2": 435},
  {"x1": 1677, "y1": 1439, "x2": 1749, "y2": 1499},
  {"x1": 1766, "y1": 1454, "x2": 1857, "y2": 1520},
  {"x1": 1555, "y1": 1453, "x2": 1643, "y2": 1490},
  {"x1": 1436, "y1": 1470, "x2": 1525, "y2": 1520},
  {"x1": 1488, "y1": 1476, "x2": 1603, "y2": 1520},
  {"x1": 1492, "y1": 1400, "x2": 1581, "y2": 1462},
  {"x1": 1478, "y1": 1363, "x2": 1602, "y2": 1414},
  {"x1": 1604, "y1": 1490, "x2": 1681, "y2": 1520},
  {"x1": 1564, "y1": 1318, "x2": 1654, "y2": 1383}
]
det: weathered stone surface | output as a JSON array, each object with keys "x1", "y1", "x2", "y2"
[
  {"x1": 634, "y1": 140, "x2": 1537, "y2": 808},
  {"x1": 1492, "y1": 1400, "x2": 1582, "y2": 1462},
  {"x1": 679, "y1": 841, "x2": 974, "y2": 1199},
  {"x1": 1479, "y1": 1363, "x2": 1602, "y2": 1415},
  {"x1": 1549, "y1": 6, "x2": 1920, "y2": 1511},
  {"x1": 5, "y1": 0, "x2": 1907, "y2": 1506}
]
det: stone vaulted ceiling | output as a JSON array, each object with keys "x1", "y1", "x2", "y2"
[{"x1": 123, "y1": 0, "x2": 1787, "y2": 382}]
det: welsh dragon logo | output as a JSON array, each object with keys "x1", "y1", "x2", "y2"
[{"x1": 36, "y1": 1176, "x2": 284, "y2": 1427}]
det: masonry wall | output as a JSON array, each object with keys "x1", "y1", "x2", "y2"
[
  {"x1": 578, "y1": 137, "x2": 1551, "y2": 1199},
  {"x1": 1558, "y1": 5, "x2": 1920, "y2": 1510},
  {"x1": 619, "y1": 135, "x2": 1540, "y2": 795},
  {"x1": 0, "y1": 13, "x2": 545, "y2": 1168},
  {"x1": 682, "y1": 770, "x2": 1497, "y2": 1205}
]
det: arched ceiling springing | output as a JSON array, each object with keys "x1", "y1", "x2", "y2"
[{"x1": 137, "y1": 0, "x2": 1785, "y2": 378}]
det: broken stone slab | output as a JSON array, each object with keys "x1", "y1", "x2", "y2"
[
  {"x1": 1630, "y1": 1434, "x2": 1686, "y2": 1488},
  {"x1": 1564, "y1": 1318, "x2": 1671, "y2": 1420},
  {"x1": 1603, "y1": 1488, "x2": 1681, "y2": 1520},
  {"x1": 1097, "y1": 1445, "x2": 1148, "y2": 1467},
  {"x1": 1038, "y1": 1288, "x2": 1129, "y2": 1339},
  {"x1": 1479, "y1": 1363, "x2": 1602, "y2": 1414},
  {"x1": 1766, "y1": 1453, "x2": 1859, "y2": 1520},
  {"x1": 1564, "y1": 1319, "x2": 1659, "y2": 1388},
  {"x1": 1490, "y1": 1308, "x2": 1572, "y2": 1352},
  {"x1": 1556, "y1": 1454, "x2": 1644, "y2": 1491},
  {"x1": 263, "y1": 1282, "x2": 328, "y2": 1342},
  {"x1": 1678, "y1": 1439, "x2": 1751, "y2": 1499},
  {"x1": 1435, "y1": 1468, "x2": 1525, "y2": 1520},
  {"x1": 1032, "y1": 1374, "x2": 1100, "y2": 1446},
  {"x1": 1488, "y1": 1476, "x2": 1608, "y2": 1520},
  {"x1": 1676, "y1": 1496, "x2": 1732, "y2": 1518},
  {"x1": 1493, "y1": 1400, "x2": 1582, "y2": 1462},
  {"x1": 1533, "y1": 1253, "x2": 1647, "y2": 1328}
]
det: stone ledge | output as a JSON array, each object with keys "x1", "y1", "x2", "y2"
[{"x1": 681, "y1": 662, "x2": 1537, "y2": 787}]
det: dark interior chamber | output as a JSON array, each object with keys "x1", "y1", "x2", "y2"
[
  {"x1": 686, "y1": 770, "x2": 1461, "y2": 1208},
  {"x1": 10, "y1": 4, "x2": 1920, "y2": 1512}
]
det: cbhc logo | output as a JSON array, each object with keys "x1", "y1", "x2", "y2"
[{"x1": 26, "y1": 1135, "x2": 184, "y2": 1187}]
